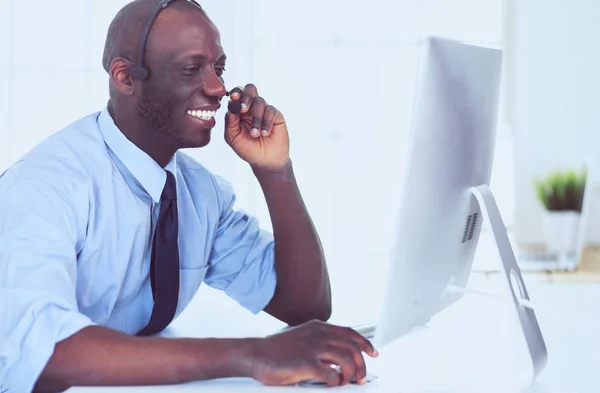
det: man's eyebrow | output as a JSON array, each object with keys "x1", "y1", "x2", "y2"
[
  {"x1": 175, "y1": 53, "x2": 227, "y2": 63},
  {"x1": 182, "y1": 53, "x2": 209, "y2": 62}
]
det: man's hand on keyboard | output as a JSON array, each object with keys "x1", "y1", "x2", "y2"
[{"x1": 248, "y1": 320, "x2": 379, "y2": 387}]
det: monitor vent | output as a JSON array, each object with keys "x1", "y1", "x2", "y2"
[
  {"x1": 461, "y1": 212, "x2": 479, "y2": 243},
  {"x1": 467, "y1": 212, "x2": 478, "y2": 241}
]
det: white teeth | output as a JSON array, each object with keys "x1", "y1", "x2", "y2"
[{"x1": 187, "y1": 109, "x2": 216, "y2": 120}]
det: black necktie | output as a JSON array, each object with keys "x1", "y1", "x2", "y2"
[{"x1": 137, "y1": 170, "x2": 180, "y2": 336}]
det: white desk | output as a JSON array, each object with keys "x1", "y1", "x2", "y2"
[{"x1": 69, "y1": 276, "x2": 600, "y2": 393}]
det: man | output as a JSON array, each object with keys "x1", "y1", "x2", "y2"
[{"x1": 0, "y1": 1, "x2": 378, "y2": 392}]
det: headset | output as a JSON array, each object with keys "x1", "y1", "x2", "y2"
[{"x1": 129, "y1": 0, "x2": 203, "y2": 80}]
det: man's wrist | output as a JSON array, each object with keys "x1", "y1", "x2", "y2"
[
  {"x1": 251, "y1": 159, "x2": 294, "y2": 183},
  {"x1": 230, "y1": 337, "x2": 264, "y2": 379},
  {"x1": 184, "y1": 337, "x2": 264, "y2": 381}
]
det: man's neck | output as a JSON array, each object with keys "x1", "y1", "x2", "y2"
[{"x1": 108, "y1": 103, "x2": 176, "y2": 168}]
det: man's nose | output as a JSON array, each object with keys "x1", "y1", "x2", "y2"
[{"x1": 203, "y1": 68, "x2": 227, "y2": 98}]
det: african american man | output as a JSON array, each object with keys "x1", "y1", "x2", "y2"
[{"x1": 0, "y1": 1, "x2": 377, "y2": 392}]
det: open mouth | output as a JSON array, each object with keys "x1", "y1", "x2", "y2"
[{"x1": 186, "y1": 109, "x2": 217, "y2": 121}]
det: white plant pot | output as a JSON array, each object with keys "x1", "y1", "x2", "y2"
[{"x1": 541, "y1": 211, "x2": 581, "y2": 254}]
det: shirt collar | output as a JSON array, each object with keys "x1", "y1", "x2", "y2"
[{"x1": 97, "y1": 107, "x2": 177, "y2": 203}]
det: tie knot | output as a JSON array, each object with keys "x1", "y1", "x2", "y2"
[{"x1": 162, "y1": 171, "x2": 177, "y2": 201}]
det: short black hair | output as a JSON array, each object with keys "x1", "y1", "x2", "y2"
[{"x1": 101, "y1": 0, "x2": 204, "y2": 73}]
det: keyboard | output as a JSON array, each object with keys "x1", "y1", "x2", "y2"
[
  {"x1": 275, "y1": 323, "x2": 377, "y2": 339},
  {"x1": 353, "y1": 323, "x2": 377, "y2": 339}
]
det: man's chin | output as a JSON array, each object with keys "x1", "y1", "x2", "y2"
[{"x1": 182, "y1": 130, "x2": 212, "y2": 149}]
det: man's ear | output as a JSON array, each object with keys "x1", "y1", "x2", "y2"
[{"x1": 109, "y1": 57, "x2": 136, "y2": 96}]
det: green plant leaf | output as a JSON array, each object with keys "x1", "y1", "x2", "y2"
[{"x1": 533, "y1": 167, "x2": 586, "y2": 211}]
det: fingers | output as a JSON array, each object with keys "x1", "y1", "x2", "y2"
[
  {"x1": 242, "y1": 84, "x2": 258, "y2": 113},
  {"x1": 306, "y1": 321, "x2": 378, "y2": 386},
  {"x1": 225, "y1": 86, "x2": 244, "y2": 127},
  {"x1": 227, "y1": 86, "x2": 246, "y2": 114},
  {"x1": 327, "y1": 339, "x2": 367, "y2": 384},
  {"x1": 227, "y1": 83, "x2": 278, "y2": 138},
  {"x1": 315, "y1": 363, "x2": 341, "y2": 387},
  {"x1": 250, "y1": 97, "x2": 266, "y2": 138},
  {"x1": 318, "y1": 347, "x2": 356, "y2": 386},
  {"x1": 228, "y1": 83, "x2": 258, "y2": 114},
  {"x1": 337, "y1": 326, "x2": 378, "y2": 358},
  {"x1": 228, "y1": 86, "x2": 242, "y2": 100},
  {"x1": 249, "y1": 99, "x2": 277, "y2": 138},
  {"x1": 314, "y1": 322, "x2": 377, "y2": 358},
  {"x1": 250, "y1": 100, "x2": 278, "y2": 138},
  {"x1": 334, "y1": 350, "x2": 356, "y2": 386},
  {"x1": 224, "y1": 102, "x2": 240, "y2": 133},
  {"x1": 312, "y1": 331, "x2": 368, "y2": 385},
  {"x1": 261, "y1": 106, "x2": 277, "y2": 137}
]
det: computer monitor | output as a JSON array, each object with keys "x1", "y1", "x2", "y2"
[{"x1": 371, "y1": 37, "x2": 547, "y2": 379}]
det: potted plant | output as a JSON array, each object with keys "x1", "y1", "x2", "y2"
[{"x1": 534, "y1": 168, "x2": 587, "y2": 256}]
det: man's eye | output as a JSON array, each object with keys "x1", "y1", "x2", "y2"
[
  {"x1": 182, "y1": 66, "x2": 200, "y2": 76},
  {"x1": 214, "y1": 65, "x2": 226, "y2": 76}
]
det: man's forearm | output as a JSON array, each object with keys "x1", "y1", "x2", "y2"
[
  {"x1": 35, "y1": 326, "x2": 256, "y2": 392},
  {"x1": 253, "y1": 160, "x2": 332, "y2": 326}
]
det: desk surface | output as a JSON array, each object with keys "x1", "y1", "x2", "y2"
[{"x1": 69, "y1": 275, "x2": 600, "y2": 393}]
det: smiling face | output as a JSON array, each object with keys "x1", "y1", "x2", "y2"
[{"x1": 136, "y1": 5, "x2": 227, "y2": 149}]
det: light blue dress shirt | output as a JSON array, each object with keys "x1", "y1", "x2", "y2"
[{"x1": 0, "y1": 108, "x2": 277, "y2": 393}]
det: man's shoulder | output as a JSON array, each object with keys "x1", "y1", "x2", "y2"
[
  {"x1": 0, "y1": 112, "x2": 108, "y2": 240},
  {"x1": 15, "y1": 111, "x2": 105, "y2": 162},
  {"x1": 1, "y1": 111, "x2": 109, "y2": 190}
]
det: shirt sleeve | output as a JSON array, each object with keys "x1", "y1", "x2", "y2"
[
  {"x1": 0, "y1": 174, "x2": 95, "y2": 393},
  {"x1": 203, "y1": 174, "x2": 277, "y2": 315}
]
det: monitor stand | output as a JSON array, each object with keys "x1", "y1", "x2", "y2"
[
  {"x1": 354, "y1": 184, "x2": 548, "y2": 380},
  {"x1": 467, "y1": 184, "x2": 548, "y2": 379}
]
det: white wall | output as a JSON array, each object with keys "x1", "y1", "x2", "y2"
[{"x1": 514, "y1": 0, "x2": 600, "y2": 245}]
